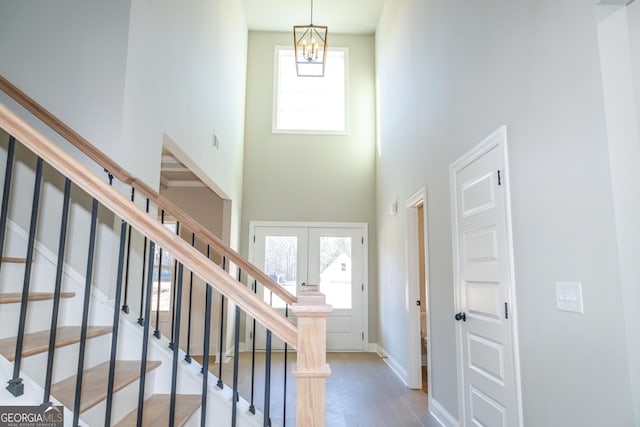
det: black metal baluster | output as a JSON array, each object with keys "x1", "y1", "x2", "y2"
[
  {"x1": 136, "y1": 240, "x2": 156, "y2": 425},
  {"x1": 200, "y1": 282, "x2": 212, "y2": 427},
  {"x1": 6, "y1": 157, "x2": 43, "y2": 397},
  {"x1": 283, "y1": 304, "x2": 289, "y2": 427},
  {"x1": 154, "y1": 210, "x2": 165, "y2": 339},
  {"x1": 104, "y1": 217, "x2": 128, "y2": 426},
  {"x1": 0, "y1": 136, "x2": 16, "y2": 269},
  {"x1": 217, "y1": 256, "x2": 226, "y2": 389},
  {"x1": 231, "y1": 268, "x2": 242, "y2": 427},
  {"x1": 137, "y1": 198, "x2": 150, "y2": 326},
  {"x1": 72, "y1": 198, "x2": 99, "y2": 426},
  {"x1": 121, "y1": 188, "x2": 135, "y2": 313},
  {"x1": 263, "y1": 330, "x2": 272, "y2": 427},
  {"x1": 200, "y1": 244, "x2": 211, "y2": 375},
  {"x1": 42, "y1": 178, "x2": 71, "y2": 405},
  {"x1": 169, "y1": 222, "x2": 180, "y2": 350},
  {"x1": 184, "y1": 232, "x2": 195, "y2": 363},
  {"x1": 169, "y1": 264, "x2": 185, "y2": 427},
  {"x1": 249, "y1": 279, "x2": 258, "y2": 414},
  {"x1": 104, "y1": 169, "x2": 114, "y2": 185}
]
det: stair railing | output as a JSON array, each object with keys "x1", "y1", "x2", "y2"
[
  {"x1": 0, "y1": 81, "x2": 331, "y2": 426},
  {"x1": 0, "y1": 75, "x2": 295, "y2": 309},
  {"x1": 0, "y1": 79, "x2": 305, "y2": 422}
]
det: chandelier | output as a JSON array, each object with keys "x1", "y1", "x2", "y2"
[{"x1": 293, "y1": 0, "x2": 328, "y2": 77}]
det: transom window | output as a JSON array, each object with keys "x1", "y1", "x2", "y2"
[{"x1": 273, "y1": 46, "x2": 348, "y2": 134}]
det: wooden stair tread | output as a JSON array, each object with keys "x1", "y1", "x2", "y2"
[
  {"x1": 114, "y1": 394, "x2": 201, "y2": 427},
  {"x1": 51, "y1": 360, "x2": 161, "y2": 413},
  {"x1": 0, "y1": 292, "x2": 75, "y2": 304},
  {"x1": 0, "y1": 257, "x2": 27, "y2": 263},
  {"x1": 0, "y1": 326, "x2": 112, "y2": 361}
]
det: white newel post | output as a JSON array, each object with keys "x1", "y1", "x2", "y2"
[{"x1": 291, "y1": 285, "x2": 333, "y2": 427}]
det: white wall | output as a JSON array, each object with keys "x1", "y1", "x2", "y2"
[
  {"x1": 376, "y1": 0, "x2": 635, "y2": 425},
  {"x1": 240, "y1": 32, "x2": 378, "y2": 341},
  {"x1": 597, "y1": 4, "x2": 640, "y2": 423},
  {"x1": 0, "y1": 0, "x2": 249, "y2": 304},
  {"x1": 0, "y1": 0, "x2": 131, "y2": 165},
  {"x1": 121, "y1": 0, "x2": 248, "y2": 252}
]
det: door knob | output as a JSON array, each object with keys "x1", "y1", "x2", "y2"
[{"x1": 455, "y1": 312, "x2": 466, "y2": 322}]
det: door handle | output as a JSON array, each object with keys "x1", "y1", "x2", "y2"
[{"x1": 455, "y1": 312, "x2": 466, "y2": 322}]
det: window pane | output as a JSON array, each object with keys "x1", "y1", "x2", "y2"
[
  {"x1": 264, "y1": 236, "x2": 297, "y2": 307},
  {"x1": 319, "y1": 236, "x2": 352, "y2": 309},
  {"x1": 275, "y1": 48, "x2": 347, "y2": 133}
]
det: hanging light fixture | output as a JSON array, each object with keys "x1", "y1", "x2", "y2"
[{"x1": 293, "y1": 0, "x2": 328, "y2": 77}]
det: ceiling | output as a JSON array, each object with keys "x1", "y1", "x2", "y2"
[{"x1": 241, "y1": 0, "x2": 384, "y2": 34}]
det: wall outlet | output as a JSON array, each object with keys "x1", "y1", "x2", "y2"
[
  {"x1": 212, "y1": 132, "x2": 220, "y2": 150},
  {"x1": 556, "y1": 282, "x2": 584, "y2": 314}
]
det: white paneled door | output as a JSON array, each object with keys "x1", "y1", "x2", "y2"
[
  {"x1": 250, "y1": 222, "x2": 367, "y2": 351},
  {"x1": 450, "y1": 127, "x2": 522, "y2": 427}
]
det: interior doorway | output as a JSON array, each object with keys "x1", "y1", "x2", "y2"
[
  {"x1": 417, "y1": 203, "x2": 428, "y2": 393},
  {"x1": 405, "y1": 188, "x2": 432, "y2": 398},
  {"x1": 153, "y1": 142, "x2": 233, "y2": 361}
]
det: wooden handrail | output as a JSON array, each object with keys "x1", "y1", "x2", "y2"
[
  {"x1": 0, "y1": 75, "x2": 296, "y2": 306},
  {"x1": 0, "y1": 103, "x2": 297, "y2": 348}
]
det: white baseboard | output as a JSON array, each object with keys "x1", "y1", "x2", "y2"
[
  {"x1": 372, "y1": 342, "x2": 459, "y2": 427},
  {"x1": 431, "y1": 399, "x2": 459, "y2": 427},
  {"x1": 375, "y1": 344, "x2": 408, "y2": 387}
]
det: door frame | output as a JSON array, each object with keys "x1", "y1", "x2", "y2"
[
  {"x1": 248, "y1": 221, "x2": 369, "y2": 351},
  {"x1": 449, "y1": 125, "x2": 523, "y2": 426},
  {"x1": 405, "y1": 187, "x2": 433, "y2": 398}
]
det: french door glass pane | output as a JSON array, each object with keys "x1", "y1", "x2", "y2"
[
  {"x1": 264, "y1": 235, "x2": 297, "y2": 307},
  {"x1": 319, "y1": 236, "x2": 352, "y2": 309}
]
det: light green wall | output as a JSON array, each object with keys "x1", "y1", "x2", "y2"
[
  {"x1": 241, "y1": 31, "x2": 378, "y2": 341},
  {"x1": 376, "y1": 0, "x2": 635, "y2": 425}
]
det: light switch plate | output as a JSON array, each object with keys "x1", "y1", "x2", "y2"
[{"x1": 556, "y1": 282, "x2": 584, "y2": 313}]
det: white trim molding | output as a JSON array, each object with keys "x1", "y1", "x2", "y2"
[
  {"x1": 431, "y1": 399, "x2": 460, "y2": 427},
  {"x1": 449, "y1": 125, "x2": 523, "y2": 426},
  {"x1": 376, "y1": 344, "x2": 408, "y2": 387},
  {"x1": 404, "y1": 187, "x2": 433, "y2": 394}
]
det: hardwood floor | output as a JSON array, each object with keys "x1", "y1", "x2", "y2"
[{"x1": 194, "y1": 352, "x2": 440, "y2": 426}]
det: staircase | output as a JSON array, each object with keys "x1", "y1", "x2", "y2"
[{"x1": 0, "y1": 76, "x2": 332, "y2": 426}]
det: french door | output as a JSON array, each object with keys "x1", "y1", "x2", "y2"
[{"x1": 249, "y1": 222, "x2": 367, "y2": 351}]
